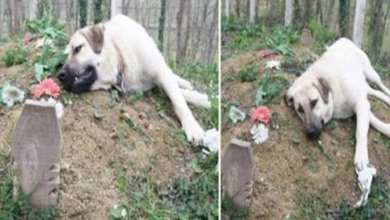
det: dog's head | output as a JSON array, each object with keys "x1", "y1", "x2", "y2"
[
  {"x1": 57, "y1": 24, "x2": 105, "y2": 93},
  {"x1": 285, "y1": 77, "x2": 333, "y2": 140}
]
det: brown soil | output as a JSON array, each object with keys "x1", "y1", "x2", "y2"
[
  {"x1": 0, "y1": 40, "x2": 201, "y2": 219},
  {"x1": 221, "y1": 49, "x2": 390, "y2": 219}
]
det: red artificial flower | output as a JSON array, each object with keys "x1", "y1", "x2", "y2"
[
  {"x1": 24, "y1": 32, "x2": 33, "y2": 44},
  {"x1": 251, "y1": 106, "x2": 271, "y2": 124},
  {"x1": 259, "y1": 49, "x2": 275, "y2": 58},
  {"x1": 33, "y1": 78, "x2": 60, "y2": 99}
]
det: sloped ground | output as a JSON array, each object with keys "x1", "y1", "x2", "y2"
[
  {"x1": 0, "y1": 38, "x2": 218, "y2": 219},
  {"x1": 221, "y1": 43, "x2": 390, "y2": 219}
]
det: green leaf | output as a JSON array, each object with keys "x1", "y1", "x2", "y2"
[
  {"x1": 189, "y1": 157, "x2": 203, "y2": 173},
  {"x1": 255, "y1": 86, "x2": 267, "y2": 106},
  {"x1": 228, "y1": 106, "x2": 246, "y2": 123},
  {"x1": 34, "y1": 63, "x2": 47, "y2": 82},
  {"x1": 110, "y1": 207, "x2": 121, "y2": 219},
  {"x1": 94, "y1": 112, "x2": 104, "y2": 120}
]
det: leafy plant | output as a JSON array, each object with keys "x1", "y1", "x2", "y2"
[
  {"x1": 308, "y1": 20, "x2": 338, "y2": 53},
  {"x1": 25, "y1": 11, "x2": 68, "y2": 45},
  {"x1": 238, "y1": 63, "x2": 259, "y2": 82},
  {"x1": 264, "y1": 25, "x2": 299, "y2": 57},
  {"x1": 165, "y1": 153, "x2": 218, "y2": 219},
  {"x1": 256, "y1": 71, "x2": 289, "y2": 105},
  {"x1": 1, "y1": 46, "x2": 28, "y2": 67}
]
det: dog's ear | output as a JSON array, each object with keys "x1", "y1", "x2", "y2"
[
  {"x1": 314, "y1": 77, "x2": 330, "y2": 104},
  {"x1": 284, "y1": 91, "x2": 294, "y2": 107},
  {"x1": 82, "y1": 24, "x2": 105, "y2": 54}
]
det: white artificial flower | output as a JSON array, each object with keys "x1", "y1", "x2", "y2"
[
  {"x1": 1, "y1": 82, "x2": 25, "y2": 107},
  {"x1": 113, "y1": 204, "x2": 118, "y2": 209},
  {"x1": 121, "y1": 209, "x2": 127, "y2": 217},
  {"x1": 228, "y1": 106, "x2": 246, "y2": 123},
  {"x1": 265, "y1": 60, "x2": 281, "y2": 70},
  {"x1": 202, "y1": 128, "x2": 219, "y2": 154},
  {"x1": 41, "y1": 97, "x2": 64, "y2": 119},
  {"x1": 355, "y1": 165, "x2": 377, "y2": 207},
  {"x1": 250, "y1": 124, "x2": 269, "y2": 145}
]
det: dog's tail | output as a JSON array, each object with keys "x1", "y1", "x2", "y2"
[
  {"x1": 369, "y1": 112, "x2": 390, "y2": 137},
  {"x1": 368, "y1": 88, "x2": 390, "y2": 107}
]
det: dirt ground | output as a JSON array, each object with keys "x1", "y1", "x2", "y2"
[
  {"x1": 0, "y1": 41, "x2": 206, "y2": 219},
  {"x1": 221, "y1": 49, "x2": 390, "y2": 219}
]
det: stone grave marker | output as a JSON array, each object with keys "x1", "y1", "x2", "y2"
[
  {"x1": 11, "y1": 99, "x2": 62, "y2": 210},
  {"x1": 222, "y1": 138, "x2": 255, "y2": 208}
]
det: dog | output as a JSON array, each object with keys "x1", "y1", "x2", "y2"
[
  {"x1": 285, "y1": 38, "x2": 390, "y2": 205},
  {"x1": 57, "y1": 15, "x2": 211, "y2": 143}
]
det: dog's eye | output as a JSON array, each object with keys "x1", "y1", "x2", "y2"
[
  {"x1": 73, "y1": 45, "x2": 82, "y2": 54},
  {"x1": 298, "y1": 105, "x2": 304, "y2": 114},
  {"x1": 310, "y1": 99, "x2": 318, "y2": 108}
]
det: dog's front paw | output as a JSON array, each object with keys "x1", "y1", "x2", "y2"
[
  {"x1": 182, "y1": 119, "x2": 205, "y2": 144},
  {"x1": 354, "y1": 150, "x2": 369, "y2": 171}
]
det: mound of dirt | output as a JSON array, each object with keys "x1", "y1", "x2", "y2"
[
  {"x1": 221, "y1": 49, "x2": 390, "y2": 219},
  {"x1": 0, "y1": 40, "x2": 207, "y2": 219}
]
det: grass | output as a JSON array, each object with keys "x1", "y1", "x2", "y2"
[
  {"x1": 1, "y1": 46, "x2": 28, "y2": 67},
  {"x1": 110, "y1": 152, "x2": 218, "y2": 220},
  {"x1": 238, "y1": 63, "x2": 259, "y2": 82},
  {"x1": 292, "y1": 173, "x2": 390, "y2": 220}
]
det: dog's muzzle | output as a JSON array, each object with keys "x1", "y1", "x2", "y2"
[
  {"x1": 306, "y1": 127, "x2": 321, "y2": 140},
  {"x1": 57, "y1": 65, "x2": 97, "y2": 93}
]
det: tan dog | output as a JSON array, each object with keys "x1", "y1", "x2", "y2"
[
  {"x1": 285, "y1": 38, "x2": 390, "y2": 206},
  {"x1": 58, "y1": 15, "x2": 211, "y2": 143}
]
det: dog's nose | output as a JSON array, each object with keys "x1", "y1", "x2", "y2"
[
  {"x1": 306, "y1": 127, "x2": 320, "y2": 140},
  {"x1": 58, "y1": 69, "x2": 67, "y2": 81}
]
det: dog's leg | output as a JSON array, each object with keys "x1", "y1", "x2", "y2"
[
  {"x1": 173, "y1": 74, "x2": 194, "y2": 90},
  {"x1": 361, "y1": 52, "x2": 390, "y2": 97},
  {"x1": 181, "y1": 89, "x2": 211, "y2": 109},
  {"x1": 369, "y1": 112, "x2": 390, "y2": 137},
  {"x1": 156, "y1": 67, "x2": 205, "y2": 143},
  {"x1": 354, "y1": 99, "x2": 370, "y2": 171},
  {"x1": 368, "y1": 87, "x2": 390, "y2": 107}
]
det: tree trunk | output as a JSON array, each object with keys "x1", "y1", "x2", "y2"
[
  {"x1": 268, "y1": 0, "x2": 275, "y2": 25},
  {"x1": 226, "y1": 0, "x2": 230, "y2": 17},
  {"x1": 338, "y1": 0, "x2": 351, "y2": 37},
  {"x1": 207, "y1": 0, "x2": 219, "y2": 63},
  {"x1": 324, "y1": 0, "x2": 336, "y2": 28},
  {"x1": 285, "y1": 0, "x2": 293, "y2": 26},
  {"x1": 5, "y1": 0, "x2": 12, "y2": 36},
  {"x1": 316, "y1": 0, "x2": 323, "y2": 24},
  {"x1": 183, "y1": 1, "x2": 192, "y2": 61},
  {"x1": 368, "y1": 0, "x2": 384, "y2": 62},
  {"x1": 79, "y1": 0, "x2": 87, "y2": 28},
  {"x1": 249, "y1": 0, "x2": 255, "y2": 22},
  {"x1": 176, "y1": 0, "x2": 186, "y2": 63},
  {"x1": 352, "y1": 0, "x2": 366, "y2": 47},
  {"x1": 93, "y1": 0, "x2": 103, "y2": 23},
  {"x1": 158, "y1": 0, "x2": 167, "y2": 52},
  {"x1": 235, "y1": 0, "x2": 241, "y2": 18},
  {"x1": 304, "y1": 0, "x2": 313, "y2": 24},
  {"x1": 13, "y1": 0, "x2": 22, "y2": 34}
]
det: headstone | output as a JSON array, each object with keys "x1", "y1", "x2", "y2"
[
  {"x1": 11, "y1": 99, "x2": 62, "y2": 210},
  {"x1": 222, "y1": 138, "x2": 255, "y2": 208},
  {"x1": 301, "y1": 28, "x2": 313, "y2": 49}
]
